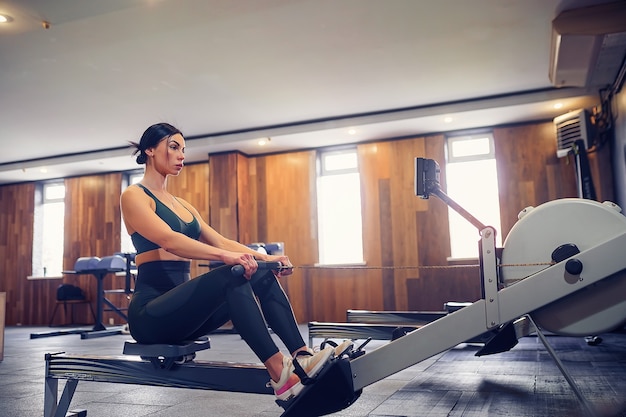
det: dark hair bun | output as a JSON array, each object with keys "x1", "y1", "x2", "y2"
[{"x1": 131, "y1": 123, "x2": 182, "y2": 165}]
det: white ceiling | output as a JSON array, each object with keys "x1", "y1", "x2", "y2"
[{"x1": 0, "y1": 0, "x2": 613, "y2": 184}]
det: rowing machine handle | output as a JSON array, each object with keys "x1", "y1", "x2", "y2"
[{"x1": 230, "y1": 261, "x2": 282, "y2": 276}]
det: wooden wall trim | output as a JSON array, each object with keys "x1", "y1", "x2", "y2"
[
  {"x1": 61, "y1": 173, "x2": 123, "y2": 326},
  {"x1": 0, "y1": 292, "x2": 5, "y2": 361},
  {"x1": 0, "y1": 183, "x2": 35, "y2": 325},
  {"x1": 208, "y1": 153, "x2": 240, "y2": 240}
]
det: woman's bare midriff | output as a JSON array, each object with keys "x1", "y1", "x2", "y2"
[{"x1": 135, "y1": 248, "x2": 190, "y2": 267}]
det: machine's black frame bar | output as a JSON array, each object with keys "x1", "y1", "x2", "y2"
[{"x1": 44, "y1": 353, "x2": 273, "y2": 417}]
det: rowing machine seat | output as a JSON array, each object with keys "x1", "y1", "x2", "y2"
[{"x1": 123, "y1": 337, "x2": 211, "y2": 369}]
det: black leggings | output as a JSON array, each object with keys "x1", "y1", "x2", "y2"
[{"x1": 128, "y1": 261, "x2": 306, "y2": 362}]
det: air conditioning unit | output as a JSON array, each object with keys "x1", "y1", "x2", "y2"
[
  {"x1": 554, "y1": 109, "x2": 594, "y2": 158},
  {"x1": 549, "y1": 1, "x2": 626, "y2": 87}
]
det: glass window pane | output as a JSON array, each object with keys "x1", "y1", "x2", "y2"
[
  {"x1": 446, "y1": 135, "x2": 502, "y2": 259},
  {"x1": 41, "y1": 201, "x2": 64, "y2": 276},
  {"x1": 44, "y1": 183, "x2": 65, "y2": 201},
  {"x1": 129, "y1": 173, "x2": 142, "y2": 185},
  {"x1": 323, "y1": 152, "x2": 358, "y2": 172},
  {"x1": 450, "y1": 137, "x2": 491, "y2": 158},
  {"x1": 317, "y1": 172, "x2": 364, "y2": 264},
  {"x1": 121, "y1": 172, "x2": 143, "y2": 253}
]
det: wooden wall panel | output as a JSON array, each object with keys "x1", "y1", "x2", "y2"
[
  {"x1": 0, "y1": 183, "x2": 35, "y2": 325},
  {"x1": 358, "y1": 142, "x2": 390, "y2": 311},
  {"x1": 405, "y1": 135, "x2": 483, "y2": 311},
  {"x1": 407, "y1": 265, "x2": 482, "y2": 311},
  {"x1": 3, "y1": 119, "x2": 616, "y2": 326},
  {"x1": 356, "y1": 134, "x2": 480, "y2": 313},
  {"x1": 588, "y1": 141, "x2": 614, "y2": 203},
  {"x1": 208, "y1": 153, "x2": 240, "y2": 240},
  {"x1": 236, "y1": 153, "x2": 257, "y2": 245},
  {"x1": 209, "y1": 150, "x2": 319, "y2": 321},
  {"x1": 63, "y1": 173, "x2": 123, "y2": 325},
  {"x1": 494, "y1": 122, "x2": 578, "y2": 238},
  {"x1": 0, "y1": 292, "x2": 4, "y2": 361},
  {"x1": 387, "y1": 138, "x2": 429, "y2": 310},
  {"x1": 252, "y1": 151, "x2": 318, "y2": 322}
]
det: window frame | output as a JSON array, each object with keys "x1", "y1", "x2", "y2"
[
  {"x1": 120, "y1": 170, "x2": 144, "y2": 254},
  {"x1": 32, "y1": 181, "x2": 66, "y2": 277},
  {"x1": 316, "y1": 146, "x2": 365, "y2": 266},
  {"x1": 444, "y1": 131, "x2": 502, "y2": 260}
]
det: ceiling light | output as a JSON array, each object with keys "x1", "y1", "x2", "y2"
[
  {"x1": 444, "y1": 116, "x2": 453, "y2": 123},
  {"x1": 0, "y1": 14, "x2": 14, "y2": 23},
  {"x1": 553, "y1": 102, "x2": 563, "y2": 109},
  {"x1": 258, "y1": 137, "x2": 271, "y2": 146},
  {"x1": 348, "y1": 128, "x2": 357, "y2": 135}
]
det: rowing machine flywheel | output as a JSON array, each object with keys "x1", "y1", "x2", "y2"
[{"x1": 500, "y1": 198, "x2": 626, "y2": 336}]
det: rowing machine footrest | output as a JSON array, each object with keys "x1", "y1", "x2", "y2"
[
  {"x1": 475, "y1": 321, "x2": 518, "y2": 356},
  {"x1": 277, "y1": 357, "x2": 361, "y2": 417},
  {"x1": 123, "y1": 337, "x2": 211, "y2": 369}
]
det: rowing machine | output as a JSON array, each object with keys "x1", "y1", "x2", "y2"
[
  {"x1": 298, "y1": 158, "x2": 626, "y2": 416},
  {"x1": 307, "y1": 158, "x2": 626, "y2": 416},
  {"x1": 43, "y1": 261, "x2": 359, "y2": 417},
  {"x1": 43, "y1": 157, "x2": 626, "y2": 416}
]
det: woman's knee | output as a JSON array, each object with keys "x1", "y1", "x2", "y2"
[{"x1": 250, "y1": 270, "x2": 278, "y2": 294}]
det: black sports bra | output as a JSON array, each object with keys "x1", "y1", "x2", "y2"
[{"x1": 130, "y1": 184, "x2": 201, "y2": 254}]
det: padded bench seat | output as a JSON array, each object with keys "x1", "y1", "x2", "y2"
[{"x1": 123, "y1": 336, "x2": 211, "y2": 369}]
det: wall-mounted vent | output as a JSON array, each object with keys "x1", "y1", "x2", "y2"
[
  {"x1": 554, "y1": 109, "x2": 594, "y2": 158},
  {"x1": 549, "y1": 2, "x2": 626, "y2": 87}
]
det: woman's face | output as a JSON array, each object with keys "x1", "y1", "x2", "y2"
[{"x1": 148, "y1": 133, "x2": 186, "y2": 175}]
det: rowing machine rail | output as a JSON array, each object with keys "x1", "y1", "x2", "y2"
[
  {"x1": 345, "y1": 158, "x2": 626, "y2": 417},
  {"x1": 44, "y1": 261, "x2": 283, "y2": 417}
]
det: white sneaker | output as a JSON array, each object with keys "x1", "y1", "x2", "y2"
[
  {"x1": 269, "y1": 347, "x2": 333, "y2": 401},
  {"x1": 320, "y1": 339, "x2": 354, "y2": 358},
  {"x1": 331, "y1": 340, "x2": 354, "y2": 358}
]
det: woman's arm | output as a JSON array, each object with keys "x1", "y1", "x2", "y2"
[
  {"x1": 121, "y1": 187, "x2": 258, "y2": 276},
  {"x1": 183, "y1": 199, "x2": 293, "y2": 276}
]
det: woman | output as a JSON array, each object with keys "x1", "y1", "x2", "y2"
[{"x1": 121, "y1": 122, "x2": 344, "y2": 401}]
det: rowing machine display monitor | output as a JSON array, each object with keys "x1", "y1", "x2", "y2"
[
  {"x1": 414, "y1": 157, "x2": 488, "y2": 231},
  {"x1": 414, "y1": 157, "x2": 440, "y2": 199}
]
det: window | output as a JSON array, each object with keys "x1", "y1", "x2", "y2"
[
  {"x1": 445, "y1": 133, "x2": 502, "y2": 259},
  {"x1": 33, "y1": 182, "x2": 65, "y2": 277},
  {"x1": 120, "y1": 171, "x2": 143, "y2": 253},
  {"x1": 316, "y1": 148, "x2": 364, "y2": 265}
]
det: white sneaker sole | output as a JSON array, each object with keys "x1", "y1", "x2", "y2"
[{"x1": 275, "y1": 347, "x2": 333, "y2": 401}]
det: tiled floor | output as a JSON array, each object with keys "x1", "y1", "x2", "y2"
[{"x1": 1, "y1": 324, "x2": 625, "y2": 417}]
